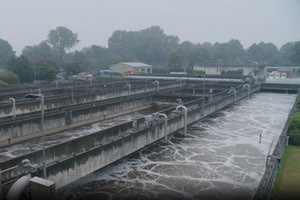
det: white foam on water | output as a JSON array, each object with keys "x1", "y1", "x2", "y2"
[{"x1": 58, "y1": 92, "x2": 296, "y2": 200}]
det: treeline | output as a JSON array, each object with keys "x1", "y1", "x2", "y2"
[{"x1": 0, "y1": 25, "x2": 300, "y2": 84}]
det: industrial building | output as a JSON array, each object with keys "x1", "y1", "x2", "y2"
[
  {"x1": 193, "y1": 64, "x2": 264, "y2": 76},
  {"x1": 109, "y1": 62, "x2": 152, "y2": 76}
]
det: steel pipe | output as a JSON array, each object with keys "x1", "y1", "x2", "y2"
[{"x1": 175, "y1": 105, "x2": 188, "y2": 136}]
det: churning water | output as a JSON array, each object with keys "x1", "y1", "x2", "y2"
[{"x1": 59, "y1": 92, "x2": 296, "y2": 200}]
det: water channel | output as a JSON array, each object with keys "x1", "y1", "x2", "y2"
[{"x1": 58, "y1": 92, "x2": 296, "y2": 200}]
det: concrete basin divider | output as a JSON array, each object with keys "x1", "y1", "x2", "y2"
[
  {"x1": 0, "y1": 83, "x2": 260, "y2": 189},
  {"x1": 0, "y1": 81, "x2": 181, "y2": 117},
  {"x1": 0, "y1": 93, "x2": 156, "y2": 147},
  {"x1": 0, "y1": 83, "x2": 182, "y2": 147}
]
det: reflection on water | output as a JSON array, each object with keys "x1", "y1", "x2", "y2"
[{"x1": 59, "y1": 93, "x2": 296, "y2": 200}]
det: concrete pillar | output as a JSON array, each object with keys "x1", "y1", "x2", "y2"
[
  {"x1": 30, "y1": 177, "x2": 56, "y2": 200},
  {"x1": 65, "y1": 111, "x2": 73, "y2": 124}
]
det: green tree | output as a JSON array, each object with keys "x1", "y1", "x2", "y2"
[
  {"x1": 211, "y1": 40, "x2": 247, "y2": 65},
  {"x1": 180, "y1": 41, "x2": 197, "y2": 68},
  {"x1": 226, "y1": 39, "x2": 246, "y2": 64},
  {"x1": 108, "y1": 30, "x2": 140, "y2": 61},
  {"x1": 80, "y1": 45, "x2": 121, "y2": 69},
  {"x1": 6, "y1": 56, "x2": 34, "y2": 83},
  {"x1": 166, "y1": 49, "x2": 185, "y2": 71},
  {"x1": 65, "y1": 50, "x2": 89, "y2": 69},
  {"x1": 0, "y1": 39, "x2": 15, "y2": 68},
  {"x1": 290, "y1": 41, "x2": 300, "y2": 65},
  {"x1": 108, "y1": 26, "x2": 179, "y2": 64},
  {"x1": 22, "y1": 41, "x2": 55, "y2": 64},
  {"x1": 47, "y1": 26, "x2": 79, "y2": 66},
  {"x1": 247, "y1": 42, "x2": 278, "y2": 65},
  {"x1": 0, "y1": 70, "x2": 20, "y2": 84},
  {"x1": 179, "y1": 41, "x2": 211, "y2": 72},
  {"x1": 63, "y1": 62, "x2": 84, "y2": 75},
  {"x1": 278, "y1": 42, "x2": 295, "y2": 65},
  {"x1": 35, "y1": 60, "x2": 58, "y2": 81},
  {"x1": 193, "y1": 47, "x2": 211, "y2": 65},
  {"x1": 139, "y1": 26, "x2": 179, "y2": 64}
]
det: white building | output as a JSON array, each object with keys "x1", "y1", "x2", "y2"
[{"x1": 193, "y1": 65, "x2": 262, "y2": 76}]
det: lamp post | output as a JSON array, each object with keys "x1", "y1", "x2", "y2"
[
  {"x1": 71, "y1": 83, "x2": 74, "y2": 104},
  {"x1": 24, "y1": 92, "x2": 46, "y2": 179},
  {"x1": 144, "y1": 79, "x2": 147, "y2": 92},
  {"x1": 202, "y1": 74, "x2": 206, "y2": 115}
]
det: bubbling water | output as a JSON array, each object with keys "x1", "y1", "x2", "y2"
[{"x1": 59, "y1": 93, "x2": 296, "y2": 200}]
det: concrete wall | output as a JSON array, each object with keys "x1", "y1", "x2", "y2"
[
  {"x1": 0, "y1": 83, "x2": 181, "y2": 117},
  {"x1": 0, "y1": 84, "x2": 260, "y2": 189},
  {"x1": 0, "y1": 113, "x2": 66, "y2": 146},
  {"x1": 0, "y1": 95, "x2": 154, "y2": 147}
]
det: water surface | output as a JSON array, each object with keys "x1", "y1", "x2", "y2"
[{"x1": 59, "y1": 93, "x2": 296, "y2": 200}]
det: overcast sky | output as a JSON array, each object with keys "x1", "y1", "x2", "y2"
[{"x1": 1, "y1": 0, "x2": 299, "y2": 54}]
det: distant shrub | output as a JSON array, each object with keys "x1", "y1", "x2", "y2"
[
  {"x1": 0, "y1": 70, "x2": 20, "y2": 84},
  {"x1": 95, "y1": 76, "x2": 102, "y2": 81},
  {"x1": 288, "y1": 128, "x2": 300, "y2": 145},
  {"x1": 152, "y1": 65, "x2": 170, "y2": 74},
  {"x1": 33, "y1": 80, "x2": 43, "y2": 85},
  {"x1": 57, "y1": 80, "x2": 73, "y2": 85},
  {"x1": 288, "y1": 98, "x2": 300, "y2": 145},
  {"x1": 289, "y1": 113, "x2": 300, "y2": 130},
  {"x1": 0, "y1": 80, "x2": 8, "y2": 85},
  {"x1": 193, "y1": 70, "x2": 205, "y2": 75}
]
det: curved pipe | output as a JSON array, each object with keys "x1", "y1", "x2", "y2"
[
  {"x1": 243, "y1": 84, "x2": 250, "y2": 99},
  {"x1": 7, "y1": 174, "x2": 31, "y2": 200},
  {"x1": 8, "y1": 98, "x2": 16, "y2": 118},
  {"x1": 177, "y1": 78, "x2": 183, "y2": 85},
  {"x1": 175, "y1": 105, "x2": 187, "y2": 136},
  {"x1": 152, "y1": 80, "x2": 159, "y2": 92},
  {"x1": 230, "y1": 90, "x2": 236, "y2": 104},
  {"x1": 158, "y1": 113, "x2": 168, "y2": 141},
  {"x1": 228, "y1": 88, "x2": 237, "y2": 104},
  {"x1": 71, "y1": 84, "x2": 74, "y2": 104},
  {"x1": 124, "y1": 82, "x2": 131, "y2": 96}
]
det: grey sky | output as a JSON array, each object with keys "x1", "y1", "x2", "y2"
[{"x1": 1, "y1": 0, "x2": 299, "y2": 54}]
